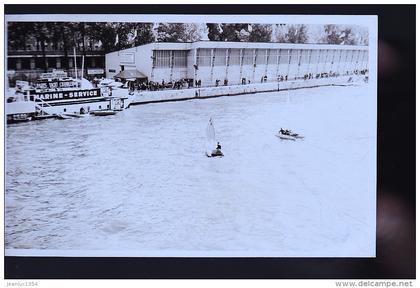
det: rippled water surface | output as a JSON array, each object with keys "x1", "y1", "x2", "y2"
[{"x1": 6, "y1": 85, "x2": 376, "y2": 256}]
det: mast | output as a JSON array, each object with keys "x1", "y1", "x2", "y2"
[
  {"x1": 207, "y1": 118, "x2": 216, "y2": 141},
  {"x1": 81, "y1": 55, "x2": 85, "y2": 79},
  {"x1": 73, "y1": 47, "x2": 78, "y2": 79}
]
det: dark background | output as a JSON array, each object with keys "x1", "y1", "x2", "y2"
[{"x1": 4, "y1": 4, "x2": 415, "y2": 279}]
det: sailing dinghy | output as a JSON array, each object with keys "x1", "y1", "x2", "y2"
[
  {"x1": 206, "y1": 118, "x2": 224, "y2": 157},
  {"x1": 275, "y1": 129, "x2": 304, "y2": 140}
]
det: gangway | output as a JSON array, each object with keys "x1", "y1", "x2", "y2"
[{"x1": 34, "y1": 97, "x2": 64, "y2": 119}]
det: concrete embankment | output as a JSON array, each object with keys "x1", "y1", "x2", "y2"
[{"x1": 130, "y1": 75, "x2": 367, "y2": 106}]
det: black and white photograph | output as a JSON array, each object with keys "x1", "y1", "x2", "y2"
[{"x1": 5, "y1": 12, "x2": 377, "y2": 260}]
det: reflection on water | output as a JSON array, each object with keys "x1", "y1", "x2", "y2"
[{"x1": 6, "y1": 85, "x2": 376, "y2": 256}]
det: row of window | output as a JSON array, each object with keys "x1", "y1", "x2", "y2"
[
  {"x1": 153, "y1": 48, "x2": 368, "y2": 69},
  {"x1": 8, "y1": 56, "x2": 104, "y2": 71},
  {"x1": 197, "y1": 48, "x2": 368, "y2": 67},
  {"x1": 10, "y1": 42, "x2": 102, "y2": 52},
  {"x1": 153, "y1": 50, "x2": 188, "y2": 68}
]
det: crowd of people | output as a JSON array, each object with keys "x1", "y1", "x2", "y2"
[{"x1": 133, "y1": 79, "x2": 196, "y2": 92}]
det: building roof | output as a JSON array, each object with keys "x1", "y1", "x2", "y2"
[{"x1": 106, "y1": 40, "x2": 369, "y2": 56}]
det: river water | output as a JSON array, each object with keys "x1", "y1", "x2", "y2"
[{"x1": 5, "y1": 84, "x2": 376, "y2": 256}]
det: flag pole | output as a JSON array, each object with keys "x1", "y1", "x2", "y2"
[
  {"x1": 81, "y1": 55, "x2": 85, "y2": 79},
  {"x1": 73, "y1": 47, "x2": 78, "y2": 79}
]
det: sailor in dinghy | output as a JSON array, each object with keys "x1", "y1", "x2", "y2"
[{"x1": 212, "y1": 142, "x2": 224, "y2": 157}]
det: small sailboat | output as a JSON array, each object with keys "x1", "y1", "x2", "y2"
[
  {"x1": 56, "y1": 114, "x2": 73, "y2": 120},
  {"x1": 275, "y1": 128, "x2": 304, "y2": 140},
  {"x1": 62, "y1": 112, "x2": 88, "y2": 118},
  {"x1": 205, "y1": 118, "x2": 224, "y2": 157},
  {"x1": 90, "y1": 110, "x2": 118, "y2": 116},
  {"x1": 276, "y1": 133, "x2": 296, "y2": 141}
]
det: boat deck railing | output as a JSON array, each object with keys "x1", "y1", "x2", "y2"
[{"x1": 34, "y1": 97, "x2": 55, "y2": 116}]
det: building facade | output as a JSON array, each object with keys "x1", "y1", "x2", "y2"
[
  {"x1": 7, "y1": 47, "x2": 106, "y2": 83},
  {"x1": 106, "y1": 41, "x2": 369, "y2": 87}
]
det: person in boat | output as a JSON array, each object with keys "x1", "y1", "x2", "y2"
[
  {"x1": 280, "y1": 128, "x2": 290, "y2": 135},
  {"x1": 211, "y1": 142, "x2": 223, "y2": 156}
]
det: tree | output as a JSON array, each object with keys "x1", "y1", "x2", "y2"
[
  {"x1": 248, "y1": 24, "x2": 272, "y2": 42},
  {"x1": 156, "y1": 23, "x2": 203, "y2": 42},
  {"x1": 114, "y1": 22, "x2": 132, "y2": 50},
  {"x1": 206, "y1": 23, "x2": 222, "y2": 41},
  {"x1": 133, "y1": 23, "x2": 155, "y2": 46},
  {"x1": 220, "y1": 24, "x2": 249, "y2": 41},
  {"x1": 156, "y1": 23, "x2": 186, "y2": 42},
  {"x1": 59, "y1": 22, "x2": 76, "y2": 70},
  {"x1": 7, "y1": 22, "x2": 35, "y2": 51},
  {"x1": 355, "y1": 26, "x2": 369, "y2": 46},
  {"x1": 32, "y1": 22, "x2": 53, "y2": 71},
  {"x1": 272, "y1": 24, "x2": 288, "y2": 43},
  {"x1": 323, "y1": 24, "x2": 341, "y2": 44},
  {"x1": 274, "y1": 24, "x2": 308, "y2": 43},
  {"x1": 183, "y1": 23, "x2": 202, "y2": 42},
  {"x1": 49, "y1": 22, "x2": 64, "y2": 51},
  {"x1": 7, "y1": 22, "x2": 20, "y2": 50},
  {"x1": 78, "y1": 22, "x2": 87, "y2": 56},
  {"x1": 323, "y1": 25, "x2": 358, "y2": 45},
  {"x1": 285, "y1": 24, "x2": 308, "y2": 44},
  {"x1": 205, "y1": 23, "x2": 251, "y2": 42},
  {"x1": 89, "y1": 22, "x2": 118, "y2": 53},
  {"x1": 340, "y1": 28, "x2": 356, "y2": 45}
]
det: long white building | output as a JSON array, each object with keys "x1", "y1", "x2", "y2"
[{"x1": 106, "y1": 41, "x2": 368, "y2": 87}]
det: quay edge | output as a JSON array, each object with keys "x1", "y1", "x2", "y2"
[{"x1": 129, "y1": 75, "x2": 368, "y2": 106}]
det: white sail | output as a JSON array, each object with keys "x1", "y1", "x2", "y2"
[
  {"x1": 205, "y1": 118, "x2": 217, "y2": 156},
  {"x1": 207, "y1": 118, "x2": 216, "y2": 142}
]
